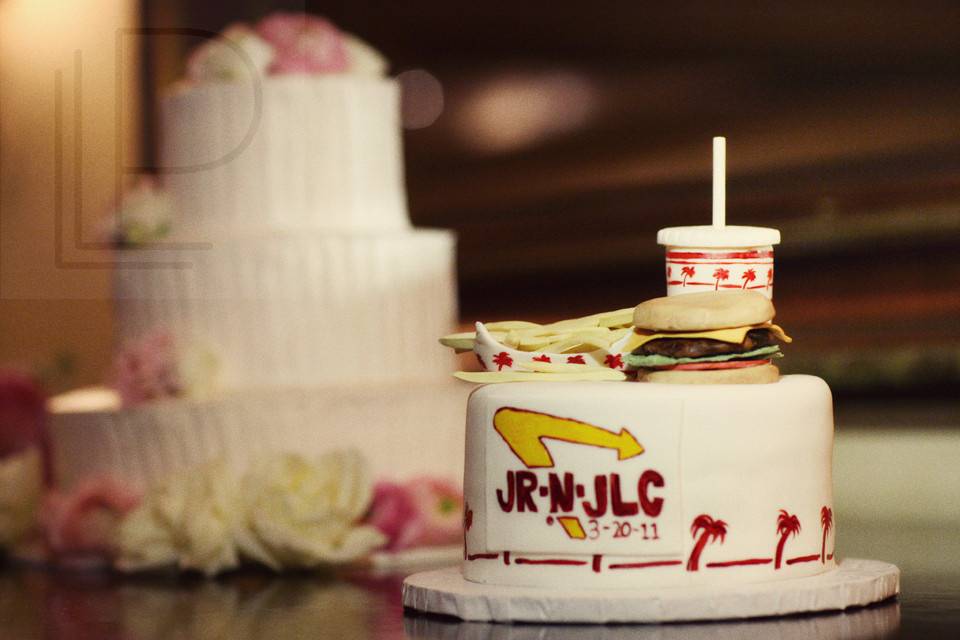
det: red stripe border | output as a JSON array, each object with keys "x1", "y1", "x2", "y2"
[
  {"x1": 514, "y1": 558, "x2": 589, "y2": 566},
  {"x1": 667, "y1": 250, "x2": 774, "y2": 260},
  {"x1": 608, "y1": 559, "x2": 684, "y2": 570},
  {"x1": 707, "y1": 558, "x2": 772, "y2": 568}
]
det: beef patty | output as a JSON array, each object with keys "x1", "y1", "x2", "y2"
[{"x1": 634, "y1": 328, "x2": 779, "y2": 359}]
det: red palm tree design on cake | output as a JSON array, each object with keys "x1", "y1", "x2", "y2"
[
  {"x1": 820, "y1": 506, "x2": 833, "y2": 563},
  {"x1": 741, "y1": 268, "x2": 757, "y2": 289},
  {"x1": 686, "y1": 514, "x2": 727, "y2": 571},
  {"x1": 774, "y1": 510, "x2": 801, "y2": 569},
  {"x1": 712, "y1": 267, "x2": 730, "y2": 290},
  {"x1": 463, "y1": 504, "x2": 473, "y2": 559},
  {"x1": 681, "y1": 266, "x2": 696, "y2": 287},
  {"x1": 492, "y1": 352, "x2": 513, "y2": 371},
  {"x1": 766, "y1": 267, "x2": 774, "y2": 290}
]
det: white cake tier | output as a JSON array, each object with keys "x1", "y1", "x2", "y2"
[
  {"x1": 113, "y1": 230, "x2": 456, "y2": 388},
  {"x1": 463, "y1": 376, "x2": 836, "y2": 589},
  {"x1": 161, "y1": 75, "x2": 408, "y2": 238},
  {"x1": 48, "y1": 382, "x2": 472, "y2": 492}
]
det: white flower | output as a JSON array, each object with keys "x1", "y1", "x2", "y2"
[
  {"x1": 343, "y1": 33, "x2": 388, "y2": 76},
  {"x1": 0, "y1": 448, "x2": 43, "y2": 547},
  {"x1": 117, "y1": 461, "x2": 241, "y2": 575},
  {"x1": 179, "y1": 344, "x2": 221, "y2": 400},
  {"x1": 107, "y1": 178, "x2": 174, "y2": 247},
  {"x1": 187, "y1": 24, "x2": 275, "y2": 84},
  {"x1": 236, "y1": 451, "x2": 385, "y2": 569}
]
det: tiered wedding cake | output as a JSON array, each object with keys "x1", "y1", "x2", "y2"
[{"x1": 49, "y1": 18, "x2": 468, "y2": 495}]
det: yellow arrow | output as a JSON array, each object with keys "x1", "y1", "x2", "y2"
[{"x1": 493, "y1": 407, "x2": 644, "y2": 468}]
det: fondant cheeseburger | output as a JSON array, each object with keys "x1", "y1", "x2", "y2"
[{"x1": 625, "y1": 290, "x2": 791, "y2": 384}]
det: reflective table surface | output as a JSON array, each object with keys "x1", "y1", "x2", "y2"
[{"x1": 1, "y1": 523, "x2": 957, "y2": 639}]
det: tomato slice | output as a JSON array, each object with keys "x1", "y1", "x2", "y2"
[{"x1": 665, "y1": 359, "x2": 771, "y2": 371}]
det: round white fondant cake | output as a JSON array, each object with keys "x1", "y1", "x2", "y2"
[{"x1": 462, "y1": 376, "x2": 835, "y2": 589}]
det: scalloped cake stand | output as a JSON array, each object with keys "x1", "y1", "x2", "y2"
[{"x1": 402, "y1": 558, "x2": 899, "y2": 623}]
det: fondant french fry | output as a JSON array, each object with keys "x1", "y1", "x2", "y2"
[
  {"x1": 597, "y1": 308, "x2": 635, "y2": 328},
  {"x1": 484, "y1": 320, "x2": 542, "y2": 331},
  {"x1": 439, "y1": 332, "x2": 478, "y2": 351},
  {"x1": 519, "y1": 361, "x2": 606, "y2": 373}
]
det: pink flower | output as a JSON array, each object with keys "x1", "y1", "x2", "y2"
[
  {"x1": 41, "y1": 477, "x2": 140, "y2": 557},
  {"x1": 256, "y1": 12, "x2": 348, "y2": 75},
  {"x1": 0, "y1": 369, "x2": 49, "y2": 479},
  {"x1": 366, "y1": 481, "x2": 418, "y2": 551},
  {"x1": 366, "y1": 477, "x2": 463, "y2": 551},
  {"x1": 407, "y1": 477, "x2": 464, "y2": 546},
  {"x1": 112, "y1": 331, "x2": 182, "y2": 407}
]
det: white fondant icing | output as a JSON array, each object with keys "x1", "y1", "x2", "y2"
[
  {"x1": 48, "y1": 382, "x2": 471, "y2": 492},
  {"x1": 113, "y1": 230, "x2": 456, "y2": 388},
  {"x1": 463, "y1": 376, "x2": 835, "y2": 588},
  {"x1": 160, "y1": 75, "x2": 408, "y2": 239}
]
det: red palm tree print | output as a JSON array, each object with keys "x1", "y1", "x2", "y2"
[
  {"x1": 492, "y1": 351, "x2": 513, "y2": 371},
  {"x1": 820, "y1": 506, "x2": 833, "y2": 563},
  {"x1": 766, "y1": 268, "x2": 774, "y2": 290},
  {"x1": 713, "y1": 267, "x2": 730, "y2": 290},
  {"x1": 741, "y1": 268, "x2": 757, "y2": 289},
  {"x1": 686, "y1": 514, "x2": 727, "y2": 571},
  {"x1": 681, "y1": 266, "x2": 696, "y2": 286},
  {"x1": 605, "y1": 353, "x2": 623, "y2": 369},
  {"x1": 774, "y1": 510, "x2": 801, "y2": 569}
]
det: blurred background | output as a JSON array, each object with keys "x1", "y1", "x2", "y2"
[
  {"x1": 1, "y1": 1, "x2": 958, "y2": 629},
  {"x1": 2, "y1": 0, "x2": 959, "y2": 400}
]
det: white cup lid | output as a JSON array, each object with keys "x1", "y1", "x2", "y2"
[{"x1": 657, "y1": 225, "x2": 780, "y2": 248}]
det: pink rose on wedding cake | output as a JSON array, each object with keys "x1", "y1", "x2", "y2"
[
  {"x1": 0, "y1": 369, "x2": 48, "y2": 461},
  {"x1": 41, "y1": 477, "x2": 140, "y2": 557},
  {"x1": 112, "y1": 331, "x2": 182, "y2": 406},
  {"x1": 182, "y1": 13, "x2": 387, "y2": 85},
  {"x1": 367, "y1": 477, "x2": 463, "y2": 550},
  {"x1": 0, "y1": 370, "x2": 48, "y2": 548},
  {"x1": 112, "y1": 331, "x2": 220, "y2": 407},
  {"x1": 256, "y1": 13, "x2": 348, "y2": 75}
]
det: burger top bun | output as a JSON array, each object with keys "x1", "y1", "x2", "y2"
[
  {"x1": 632, "y1": 290, "x2": 774, "y2": 332},
  {"x1": 641, "y1": 363, "x2": 780, "y2": 385}
]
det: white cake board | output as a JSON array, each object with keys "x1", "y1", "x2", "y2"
[{"x1": 402, "y1": 559, "x2": 899, "y2": 624}]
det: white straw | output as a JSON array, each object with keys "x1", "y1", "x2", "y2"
[{"x1": 712, "y1": 136, "x2": 726, "y2": 228}]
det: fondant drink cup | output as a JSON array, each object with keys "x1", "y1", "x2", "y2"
[
  {"x1": 658, "y1": 225, "x2": 780, "y2": 299},
  {"x1": 660, "y1": 137, "x2": 780, "y2": 299}
]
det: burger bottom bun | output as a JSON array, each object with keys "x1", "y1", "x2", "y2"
[{"x1": 640, "y1": 363, "x2": 780, "y2": 385}]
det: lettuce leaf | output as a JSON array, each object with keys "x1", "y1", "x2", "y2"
[{"x1": 626, "y1": 345, "x2": 782, "y2": 368}]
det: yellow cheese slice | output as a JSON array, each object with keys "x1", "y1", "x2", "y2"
[
  {"x1": 453, "y1": 370, "x2": 627, "y2": 383},
  {"x1": 622, "y1": 323, "x2": 792, "y2": 353}
]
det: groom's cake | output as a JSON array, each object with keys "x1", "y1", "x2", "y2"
[
  {"x1": 461, "y1": 293, "x2": 835, "y2": 589},
  {"x1": 404, "y1": 140, "x2": 898, "y2": 622}
]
